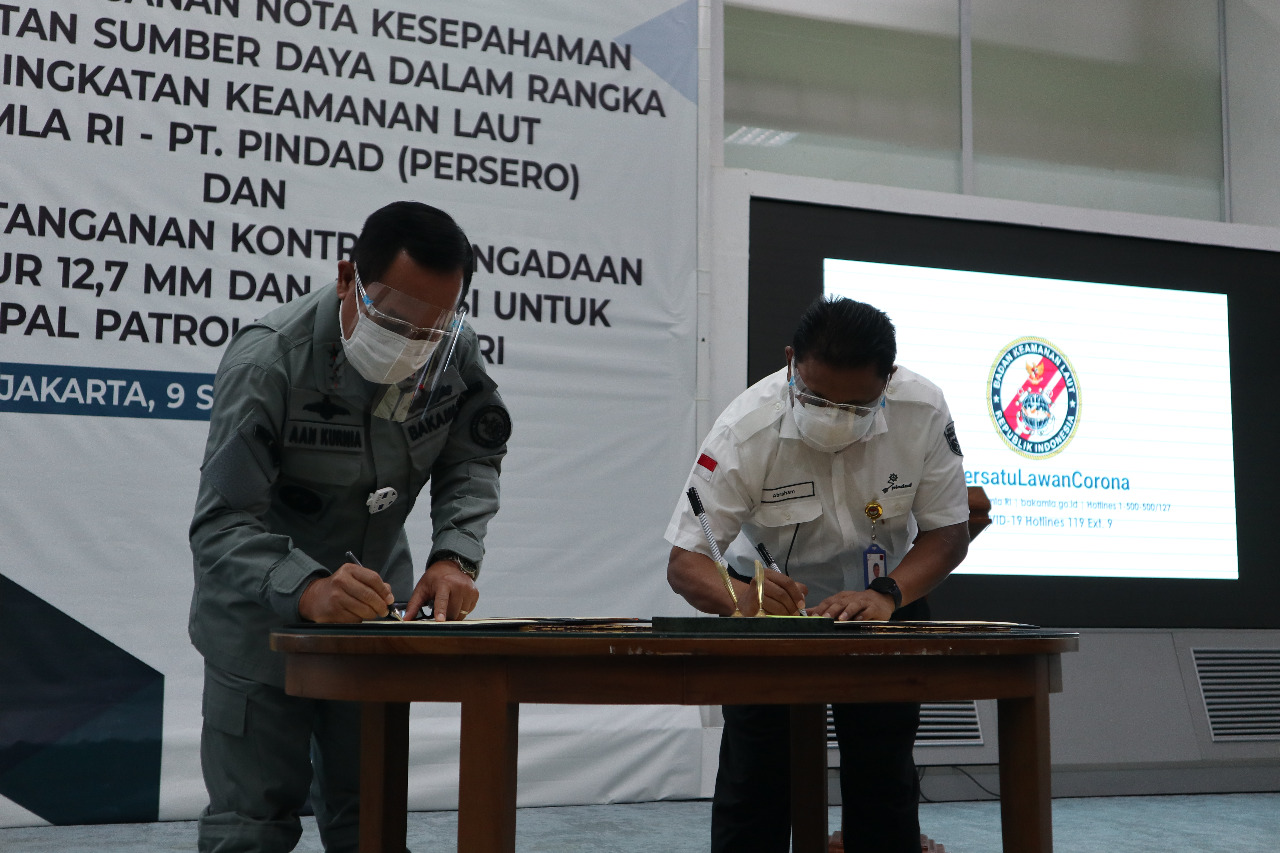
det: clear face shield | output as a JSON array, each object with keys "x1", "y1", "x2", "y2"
[
  {"x1": 787, "y1": 359, "x2": 887, "y2": 451},
  {"x1": 345, "y1": 268, "x2": 469, "y2": 422}
]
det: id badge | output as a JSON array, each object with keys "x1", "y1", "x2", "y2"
[{"x1": 863, "y1": 543, "x2": 888, "y2": 587}]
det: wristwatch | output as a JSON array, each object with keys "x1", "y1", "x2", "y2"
[
  {"x1": 430, "y1": 550, "x2": 479, "y2": 580},
  {"x1": 867, "y1": 576, "x2": 902, "y2": 611}
]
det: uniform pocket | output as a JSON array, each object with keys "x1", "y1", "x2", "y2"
[
  {"x1": 202, "y1": 669, "x2": 248, "y2": 737},
  {"x1": 876, "y1": 490, "x2": 915, "y2": 519},
  {"x1": 754, "y1": 496, "x2": 823, "y2": 527},
  {"x1": 279, "y1": 448, "x2": 363, "y2": 487}
]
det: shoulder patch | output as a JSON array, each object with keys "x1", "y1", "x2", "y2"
[
  {"x1": 471, "y1": 404, "x2": 511, "y2": 449},
  {"x1": 694, "y1": 452, "x2": 718, "y2": 481},
  {"x1": 945, "y1": 420, "x2": 962, "y2": 456}
]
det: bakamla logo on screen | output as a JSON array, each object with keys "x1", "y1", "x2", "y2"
[{"x1": 988, "y1": 337, "x2": 1079, "y2": 459}]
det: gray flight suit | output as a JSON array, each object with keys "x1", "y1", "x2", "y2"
[{"x1": 189, "y1": 282, "x2": 507, "y2": 853}]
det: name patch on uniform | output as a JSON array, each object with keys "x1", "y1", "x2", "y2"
[
  {"x1": 282, "y1": 420, "x2": 364, "y2": 453},
  {"x1": 761, "y1": 481, "x2": 815, "y2": 503},
  {"x1": 405, "y1": 399, "x2": 461, "y2": 444}
]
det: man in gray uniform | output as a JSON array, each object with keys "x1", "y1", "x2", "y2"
[{"x1": 189, "y1": 201, "x2": 509, "y2": 852}]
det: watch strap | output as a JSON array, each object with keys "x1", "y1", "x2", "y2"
[
  {"x1": 430, "y1": 550, "x2": 479, "y2": 580},
  {"x1": 868, "y1": 576, "x2": 902, "y2": 611}
]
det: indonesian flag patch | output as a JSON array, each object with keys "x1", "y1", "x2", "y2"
[{"x1": 694, "y1": 452, "x2": 718, "y2": 481}]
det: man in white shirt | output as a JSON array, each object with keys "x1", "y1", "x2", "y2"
[{"x1": 664, "y1": 297, "x2": 969, "y2": 852}]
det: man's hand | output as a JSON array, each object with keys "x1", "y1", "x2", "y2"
[
  {"x1": 298, "y1": 562, "x2": 394, "y2": 623},
  {"x1": 748, "y1": 570, "x2": 808, "y2": 616},
  {"x1": 405, "y1": 559, "x2": 479, "y2": 622},
  {"x1": 668, "y1": 546, "x2": 807, "y2": 616},
  {"x1": 808, "y1": 589, "x2": 895, "y2": 622}
]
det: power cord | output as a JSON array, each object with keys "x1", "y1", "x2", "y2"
[{"x1": 918, "y1": 765, "x2": 1001, "y2": 802}]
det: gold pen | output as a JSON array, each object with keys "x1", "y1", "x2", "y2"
[
  {"x1": 755, "y1": 541, "x2": 807, "y2": 616},
  {"x1": 687, "y1": 487, "x2": 744, "y2": 617}
]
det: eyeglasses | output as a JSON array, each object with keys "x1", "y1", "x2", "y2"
[
  {"x1": 789, "y1": 365, "x2": 886, "y2": 417},
  {"x1": 353, "y1": 268, "x2": 456, "y2": 341}
]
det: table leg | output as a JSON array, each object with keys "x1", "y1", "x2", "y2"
[
  {"x1": 789, "y1": 703, "x2": 828, "y2": 853},
  {"x1": 359, "y1": 701, "x2": 409, "y2": 853},
  {"x1": 458, "y1": 670, "x2": 520, "y2": 853},
  {"x1": 997, "y1": 677, "x2": 1053, "y2": 852}
]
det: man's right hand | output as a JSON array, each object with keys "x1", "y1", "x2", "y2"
[
  {"x1": 668, "y1": 546, "x2": 807, "y2": 616},
  {"x1": 752, "y1": 569, "x2": 808, "y2": 616},
  {"x1": 298, "y1": 562, "x2": 394, "y2": 623}
]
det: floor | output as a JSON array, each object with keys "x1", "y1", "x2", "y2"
[{"x1": 0, "y1": 793, "x2": 1275, "y2": 852}]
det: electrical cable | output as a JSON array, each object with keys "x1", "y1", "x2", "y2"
[
  {"x1": 917, "y1": 764, "x2": 1001, "y2": 802},
  {"x1": 782, "y1": 523, "x2": 799, "y2": 573}
]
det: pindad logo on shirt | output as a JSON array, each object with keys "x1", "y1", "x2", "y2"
[{"x1": 880, "y1": 472, "x2": 913, "y2": 494}]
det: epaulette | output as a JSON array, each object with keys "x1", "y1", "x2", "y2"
[{"x1": 729, "y1": 398, "x2": 786, "y2": 443}]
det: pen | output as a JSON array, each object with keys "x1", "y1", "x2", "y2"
[
  {"x1": 686, "y1": 486, "x2": 743, "y2": 616},
  {"x1": 755, "y1": 542, "x2": 807, "y2": 616},
  {"x1": 345, "y1": 550, "x2": 404, "y2": 621}
]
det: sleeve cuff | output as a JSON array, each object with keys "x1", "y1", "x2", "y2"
[
  {"x1": 429, "y1": 531, "x2": 483, "y2": 570},
  {"x1": 914, "y1": 508, "x2": 971, "y2": 532},
  {"x1": 264, "y1": 550, "x2": 330, "y2": 621}
]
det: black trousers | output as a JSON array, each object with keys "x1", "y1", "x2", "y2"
[{"x1": 710, "y1": 599, "x2": 929, "y2": 853}]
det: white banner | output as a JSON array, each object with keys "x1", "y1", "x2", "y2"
[{"x1": 0, "y1": 0, "x2": 701, "y2": 825}]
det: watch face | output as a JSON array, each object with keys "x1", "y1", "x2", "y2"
[{"x1": 870, "y1": 577, "x2": 900, "y2": 606}]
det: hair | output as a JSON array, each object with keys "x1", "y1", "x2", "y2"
[
  {"x1": 351, "y1": 201, "x2": 474, "y2": 294},
  {"x1": 791, "y1": 296, "x2": 897, "y2": 377}
]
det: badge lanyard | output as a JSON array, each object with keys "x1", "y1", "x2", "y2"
[{"x1": 863, "y1": 500, "x2": 887, "y2": 587}]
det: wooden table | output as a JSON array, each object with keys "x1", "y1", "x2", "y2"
[{"x1": 270, "y1": 626, "x2": 1077, "y2": 853}]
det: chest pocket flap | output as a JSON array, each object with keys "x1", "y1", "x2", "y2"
[
  {"x1": 280, "y1": 389, "x2": 366, "y2": 486},
  {"x1": 876, "y1": 490, "x2": 915, "y2": 519},
  {"x1": 754, "y1": 496, "x2": 823, "y2": 527}
]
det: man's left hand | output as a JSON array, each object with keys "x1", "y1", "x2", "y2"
[
  {"x1": 405, "y1": 560, "x2": 479, "y2": 621},
  {"x1": 809, "y1": 589, "x2": 895, "y2": 622}
]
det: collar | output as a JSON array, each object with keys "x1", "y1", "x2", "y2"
[
  {"x1": 311, "y1": 281, "x2": 379, "y2": 411},
  {"x1": 778, "y1": 382, "x2": 802, "y2": 440}
]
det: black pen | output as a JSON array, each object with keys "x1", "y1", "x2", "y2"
[
  {"x1": 687, "y1": 486, "x2": 743, "y2": 616},
  {"x1": 686, "y1": 488, "x2": 728, "y2": 566},
  {"x1": 345, "y1": 550, "x2": 404, "y2": 621},
  {"x1": 755, "y1": 541, "x2": 807, "y2": 616}
]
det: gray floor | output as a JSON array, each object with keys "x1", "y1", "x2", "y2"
[{"x1": 1, "y1": 793, "x2": 1276, "y2": 852}]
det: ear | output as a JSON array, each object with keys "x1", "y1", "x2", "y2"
[
  {"x1": 336, "y1": 260, "x2": 355, "y2": 300},
  {"x1": 784, "y1": 345, "x2": 794, "y2": 371}
]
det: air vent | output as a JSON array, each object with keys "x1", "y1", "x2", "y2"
[
  {"x1": 1192, "y1": 648, "x2": 1280, "y2": 742},
  {"x1": 826, "y1": 700, "x2": 983, "y2": 747}
]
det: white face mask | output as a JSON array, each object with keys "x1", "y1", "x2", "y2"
[
  {"x1": 339, "y1": 301, "x2": 440, "y2": 385},
  {"x1": 791, "y1": 395, "x2": 881, "y2": 452}
]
